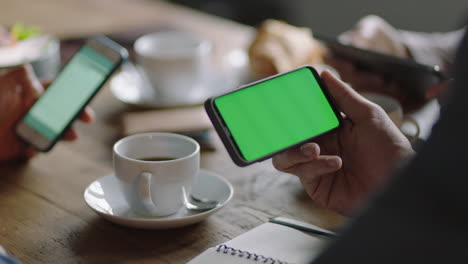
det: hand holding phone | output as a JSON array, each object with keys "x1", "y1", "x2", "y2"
[
  {"x1": 0, "y1": 66, "x2": 95, "y2": 163},
  {"x1": 205, "y1": 66, "x2": 342, "y2": 166},
  {"x1": 16, "y1": 35, "x2": 128, "y2": 152},
  {"x1": 271, "y1": 70, "x2": 415, "y2": 214}
]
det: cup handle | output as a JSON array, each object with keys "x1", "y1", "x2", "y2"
[
  {"x1": 401, "y1": 117, "x2": 421, "y2": 143},
  {"x1": 138, "y1": 171, "x2": 157, "y2": 211}
]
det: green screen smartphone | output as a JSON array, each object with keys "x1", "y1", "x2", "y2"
[
  {"x1": 205, "y1": 66, "x2": 342, "y2": 167},
  {"x1": 16, "y1": 36, "x2": 128, "y2": 152}
]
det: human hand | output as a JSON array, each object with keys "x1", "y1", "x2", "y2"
[
  {"x1": 339, "y1": 15, "x2": 409, "y2": 58},
  {"x1": 272, "y1": 71, "x2": 414, "y2": 215},
  {"x1": 327, "y1": 55, "x2": 449, "y2": 109},
  {"x1": 325, "y1": 15, "x2": 419, "y2": 108},
  {"x1": 325, "y1": 55, "x2": 407, "y2": 102},
  {"x1": 0, "y1": 65, "x2": 94, "y2": 163}
]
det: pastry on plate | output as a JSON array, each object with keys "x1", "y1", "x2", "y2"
[{"x1": 248, "y1": 19, "x2": 326, "y2": 77}]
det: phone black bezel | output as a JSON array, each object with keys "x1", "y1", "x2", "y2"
[
  {"x1": 205, "y1": 65, "x2": 343, "y2": 167},
  {"x1": 16, "y1": 35, "x2": 128, "y2": 152}
]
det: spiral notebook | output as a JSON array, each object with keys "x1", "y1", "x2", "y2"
[{"x1": 187, "y1": 217, "x2": 336, "y2": 264}]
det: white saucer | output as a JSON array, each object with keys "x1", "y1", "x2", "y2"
[
  {"x1": 84, "y1": 169, "x2": 233, "y2": 229},
  {"x1": 110, "y1": 62, "x2": 237, "y2": 108}
]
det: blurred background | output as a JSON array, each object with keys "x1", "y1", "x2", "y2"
[
  {"x1": 0, "y1": 0, "x2": 466, "y2": 38},
  {"x1": 168, "y1": 0, "x2": 467, "y2": 35}
]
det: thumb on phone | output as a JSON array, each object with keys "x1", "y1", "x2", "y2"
[{"x1": 321, "y1": 70, "x2": 376, "y2": 122}]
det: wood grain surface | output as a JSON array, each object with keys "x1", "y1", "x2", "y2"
[{"x1": 0, "y1": 1, "x2": 345, "y2": 263}]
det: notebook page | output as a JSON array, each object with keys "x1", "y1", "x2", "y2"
[
  {"x1": 225, "y1": 221, "x2": 327, "y2": 263},
  {"x1": 188, "y1": 218, "x2": 331, "y2": 264}
]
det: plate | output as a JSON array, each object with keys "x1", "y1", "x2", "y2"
[
  {"x1": 0, "y1": 36, "x2": 60, "y2": 80},
  {"x1": 84, "y1": 169, "x2": 233, "y2": 229},
  {"x1": 109, "y1": 62, "x2": 237, "y2": 108}
]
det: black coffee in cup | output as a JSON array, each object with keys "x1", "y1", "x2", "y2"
[{"x1": 138, "y1": 156, "x2": 176, "y2": 161}]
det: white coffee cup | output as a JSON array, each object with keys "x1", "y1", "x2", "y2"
[
  {"x1": 360, "y1": 92, "x2": 420, "y2": 141},
  {"x1": 113, "y1": 132, "x2": 200, "y2": 217},
  {"x1": 134, "y1": 31, "x2": 212, "y2": 101}
]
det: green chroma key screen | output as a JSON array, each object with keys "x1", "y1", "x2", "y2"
[
  {"x1": 23, "y1": 45, "x2": 114, "y2": 140},
  {"x1": 214, "y1": 67, "x2": 340, "y2": 161}
]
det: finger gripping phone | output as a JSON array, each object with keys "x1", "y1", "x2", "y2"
[
  {"x1": 205, "y1": 66, "x2": 342, "y2": 167},
  {"x1": 16, "y1": 35, "x2": 128, "y2": 151}
]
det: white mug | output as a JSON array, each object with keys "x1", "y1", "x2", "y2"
[
  {"x1": 134, "y1": 31, "x2": 212, "y2": 101},
  {"x1": 113, "y1": 133, "x2": 200, "y2": 216}
]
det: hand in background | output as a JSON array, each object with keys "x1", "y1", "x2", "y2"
[
  {"x1": 272, "y1": 71, "x2": 414, "y2": 215},
  {"x1": 326, "y1": 15, "x2": 450, "y2": 107},
  {"x1": 0, "y1": 65, "x2": 94, "y2": 163},
  {"x1": 339, "y1": 15, "x2": 410, "y2": 58},
  {"x1": 325, "y1": 55, "x2": 407, "y2": 102},
  {"x1": 324, "y1": 15, "x2": 412, "y2": 106}
]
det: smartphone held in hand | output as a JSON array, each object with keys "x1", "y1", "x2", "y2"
[
  {"x1": 16, "y1": 35, "x2": 128, "y2": 151},
  {"x1": 205, "y1": 66, "x2": 342, "y2": 167}
]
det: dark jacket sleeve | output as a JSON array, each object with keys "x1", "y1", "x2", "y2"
[{"x1": 312, "y1": 28, "x2": 468, "y2": 264}]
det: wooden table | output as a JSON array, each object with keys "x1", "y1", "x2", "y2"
[{"x1": 0, "y1": 0, "x2": 345, "y2": 263}]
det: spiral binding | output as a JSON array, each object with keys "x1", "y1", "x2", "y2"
[{"x1": 215, "y1": 244, "x2": 287, "y2": 264}]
